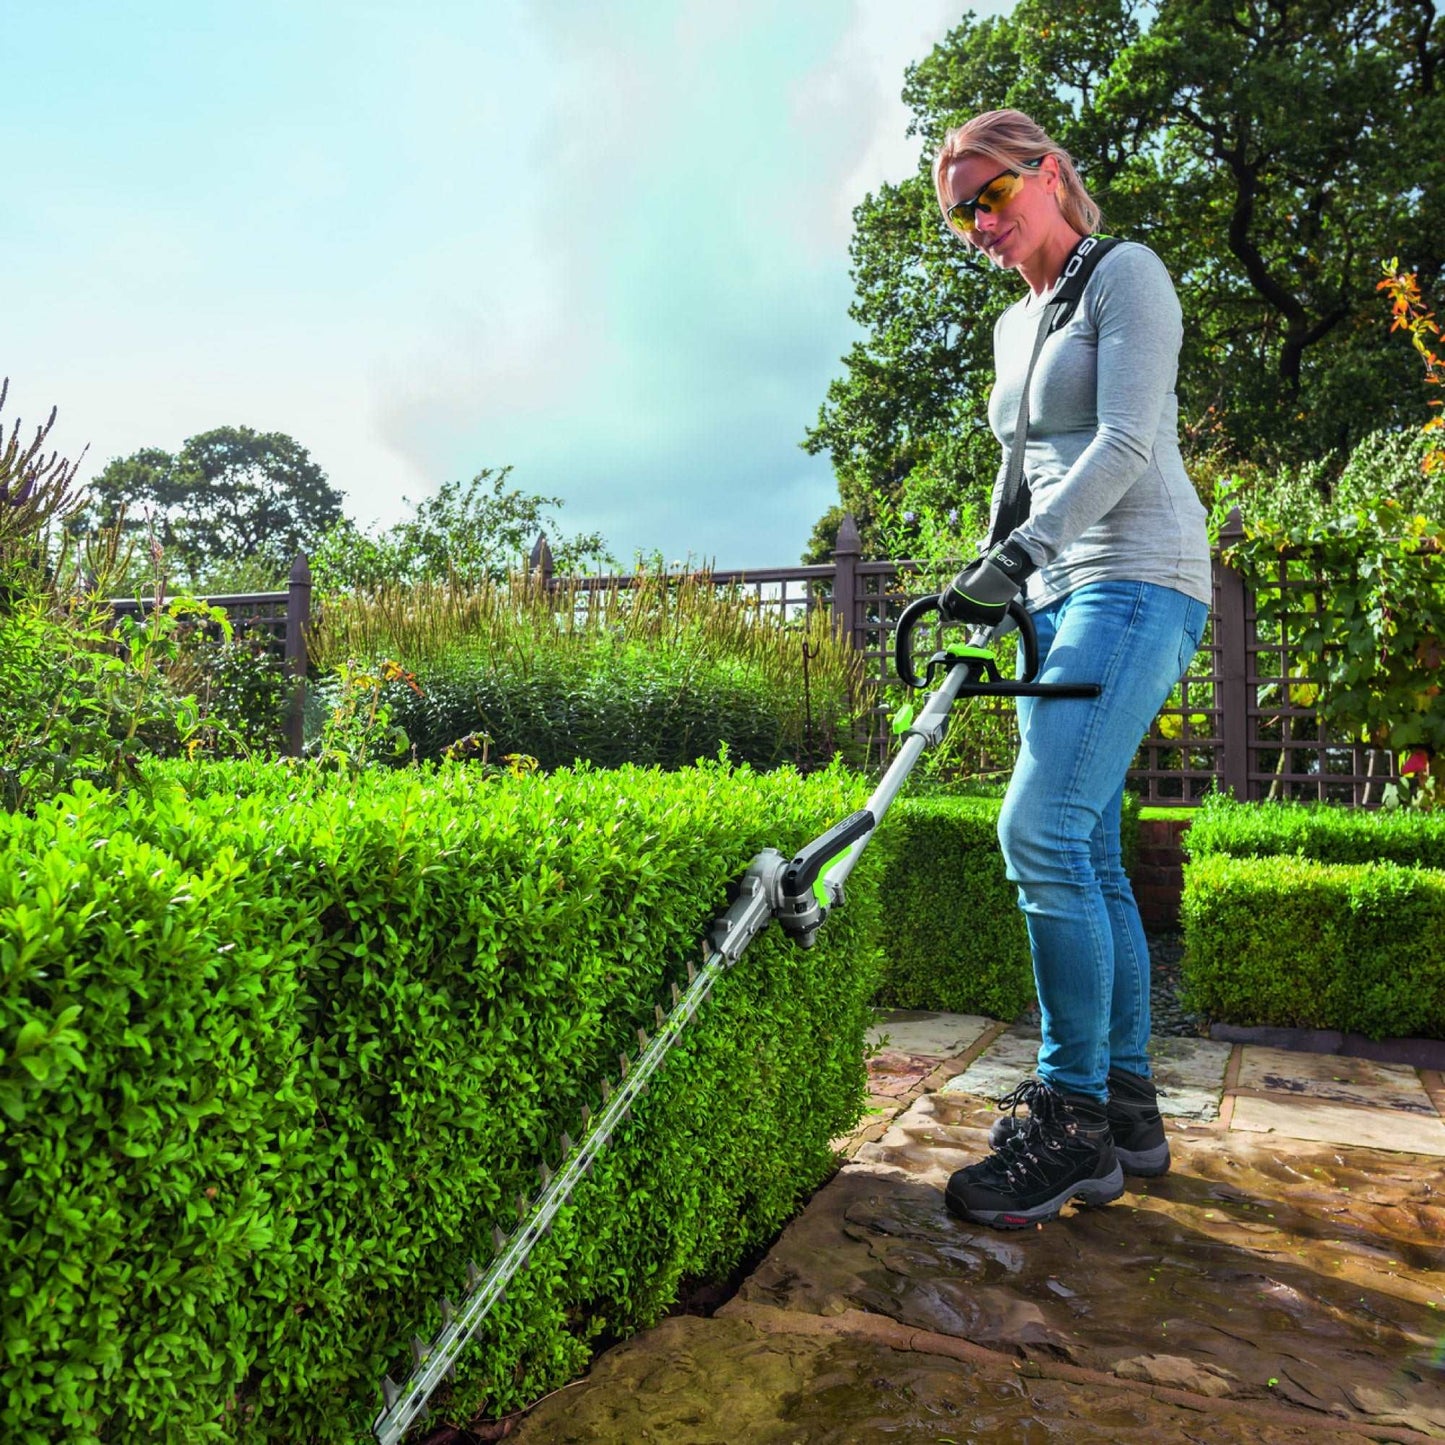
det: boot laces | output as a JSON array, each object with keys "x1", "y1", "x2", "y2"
[{"x1": 988, "y1": 1080, "x2": 1074, "y2": 1184}]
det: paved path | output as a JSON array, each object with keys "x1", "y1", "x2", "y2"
[{"x1": 511, "y1": 1014, "x2": 1445, "y2": 1442}]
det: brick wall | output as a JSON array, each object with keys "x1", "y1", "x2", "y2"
[{"x1": 1133, "y1": 817, "x2": 1193, "y2": 930}]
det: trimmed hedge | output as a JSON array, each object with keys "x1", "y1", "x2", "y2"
[
  {"x1": 872, "y1": 796, "x2": 1033, "y2": 1020},
  {"x1": 0, "y1": 758, "x2": 882, "y2": 1443},
  {"x1": 871, "y1": 791, "x2": 1143, "y2": 1020},
  {"x1": 1183, "y1": 794, "x2": 1445, "y2": 868},
  {"x1": 1180, "y1": 854, "x2": 1445, "y2": 1039},
  {"x1": 1180, "y1": 796, "x2": 1445, "y2": 1038}
]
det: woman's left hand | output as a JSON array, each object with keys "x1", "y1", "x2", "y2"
[{"x1": 940, "y1": 539, "x2": 1036, "y2": 626}]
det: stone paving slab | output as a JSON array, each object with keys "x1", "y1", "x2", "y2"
[
  {"x1": 1238, "y1": 1045, "x2": 1440, "y2": 1114},
  {"x1": 863, "y1": 1049, "x2": 940, "y2": 1100},
  {"x1": 867, "y1": 1009, "x2": 993, "y2": 1058},
  {"x1": 1230, "y1": 1094, "x2": 1445, "y2": 1155},
  {"x1": 738, "y1": 1097, "x2": 1445, "y2": 1437},
  {"x1": 510, "y1": 1012, "x2": 1445, "y2": 1442},
  {"x1": 508, "y1": 1306, "x2": 1426, "y2": 1443},
  {"x1": 938, "y1": 1022, "x2": 1233, "y2": 1122}
]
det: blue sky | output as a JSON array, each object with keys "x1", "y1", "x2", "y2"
[{"x1": 5, "y1": 1, "x2": 1012, "y2": 568}]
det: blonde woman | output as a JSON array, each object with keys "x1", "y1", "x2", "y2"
[{"x1": 932, "y1": 110, "x2": 1210, "y2": 1229}]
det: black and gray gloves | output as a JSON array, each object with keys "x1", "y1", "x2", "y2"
[{"x1": 939, "y1": 539, "x2": 1037, "y2": 628}]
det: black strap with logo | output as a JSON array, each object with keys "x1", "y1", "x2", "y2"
[{"x1": 989, "y1": 234, "x2": 1121, "y2": 548}]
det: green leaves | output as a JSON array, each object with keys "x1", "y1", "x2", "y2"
[
  {"x1": 1, "y1": 756, "x2": 884, "y2": 1441},
  {"x1": 1182, "y1": 797, "x2": 1445, "y2": 1034},
  {"x1": 81, "y1": 425, "x2": 343, "y2": 590},
  {"x1": 871, "y1": 795, "x2": 1034, "y2": 1019},
  {"x1": 1223, "y1": 454, "x2": 1445, "y2": 793},
  {"x1": 1181, "y1": 851, "x2": 1445, "y2": 1039}
]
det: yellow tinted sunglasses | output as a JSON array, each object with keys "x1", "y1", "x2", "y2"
[{"x1": 944, "y1": 159, "x2": 1044, "y2": 236}]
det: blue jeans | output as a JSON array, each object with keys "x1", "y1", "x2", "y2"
[{"x1": 998, "y1": 582, "x2": 1208, "y2": 1100}]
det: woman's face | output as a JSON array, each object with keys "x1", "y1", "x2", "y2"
[{"x1": 940, "y1": 152, "x2": 1062, "y2": 272}]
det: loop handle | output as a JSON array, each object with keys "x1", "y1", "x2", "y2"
[{"x1": 893, "y1": 595, "x2": 1038, "y2": 689}]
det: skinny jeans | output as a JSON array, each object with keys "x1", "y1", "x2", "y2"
[{"x1": 998, "y1": 581, "x2": 1208, "y2": 1100}]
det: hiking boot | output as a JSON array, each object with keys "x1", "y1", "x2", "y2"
[
  {"x1": 945, "y1": 1082, "x2": 1124, "y2": 1229},
  {"x1": 988, "y1": 1068, "x2": 1171, "y2": 1177},
  {"x1": 1102, "y1": 1065, "x2": 1171, "y2": 1176}
]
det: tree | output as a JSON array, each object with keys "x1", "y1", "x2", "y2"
[
  {"x1": 308, "y1": 468, "x2": 614, "y2": 594},
  {"x1": 84, "y1": 426, "x2": 345, "y2": 585},
  {"x1": 804, "y1": 0, "x2": 1444, "y2": 560}
]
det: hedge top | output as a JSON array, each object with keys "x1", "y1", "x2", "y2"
[{"x1": 1184, "y1": 794, "x2": 1445, "y2": 869}]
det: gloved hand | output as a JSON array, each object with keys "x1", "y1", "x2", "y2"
[{"x1": 939, "y1": 539, "x2": 1037, "y2": 628}]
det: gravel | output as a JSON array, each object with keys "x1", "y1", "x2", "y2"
[{"x1": 1145, "y1": 930, "x2": 1209, "y2": 1038}]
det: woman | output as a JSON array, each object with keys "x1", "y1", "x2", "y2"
[{"x1": 931, "y1": 110, "x2": 1211, "y2": 1229}]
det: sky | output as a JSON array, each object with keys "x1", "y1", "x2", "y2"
[{"x1": 4, "y1": 0, "x2": 1014, "y2": 569}]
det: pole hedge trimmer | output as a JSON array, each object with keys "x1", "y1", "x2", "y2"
[{"x1": 370, "y1": 595, "x2": 1099, "y2": 1445}]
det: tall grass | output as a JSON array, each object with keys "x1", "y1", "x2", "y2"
[{"x1": 307, "y1": 568, "x2": 873, "y2": 770}]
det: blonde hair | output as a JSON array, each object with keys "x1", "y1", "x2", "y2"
[{"x1": 933, "y1": 109, "x2": 1101, "y2": 238}]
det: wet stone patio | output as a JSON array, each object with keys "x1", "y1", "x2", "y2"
[{"x1": 512, "y1": 1012, "x2": 1445, "y2": 1443}]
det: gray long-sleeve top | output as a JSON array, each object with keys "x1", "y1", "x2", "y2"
[{"x1": 986, "y1": 240, "x2": 1212, "y2": 611}]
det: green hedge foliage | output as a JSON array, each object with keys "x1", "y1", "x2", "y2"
[
  {"x1": 1183, "y1": 793, "x2": 1445, "y2": 868},
  {"x1": 0, "y1": 758, "x2": 882, "y2": 1443},
  {"x1": 872, "y1": 796, "x2": 1031, "y2": 1019},
  {"x1": 871, "y1": 792, "x2": 1143, "y2": 1020},
  {"x1": 1180, "y1": 854, "x2": 1445, "y2": 1039},
  {"x1": 368, "y1": 645, "x2": 861, "y2": 772}
]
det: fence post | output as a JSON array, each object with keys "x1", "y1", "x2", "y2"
[
  {"x1": 1214, "y1": 507, "x2": 1250, "y2": 800},
  {"x1": 530, "y1": 533, "x2": 555, "y2": 587},
  {"x1": 831, "y1": 513, "x2": 861, "y2": 648},
  {"x1": 285, "y1": 552, "x2": 312, "y2": 759}
]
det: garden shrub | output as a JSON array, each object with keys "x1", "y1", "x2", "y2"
[
  {"x1": 0, "y1": 757, "x2": 882, "y2": 1443},
  {"x1": 1183, "y1": 793, "x2": 1445, "y2": 868},
  {"x1": 306, "y1": 569, "x2": 869, "y2": 775},
  {"x1": 364, "y1": 640, "x2": 859, "y2": 772},
  {"x1": 871, "y1": 791, "x2": 1143, "y2": 1020},
  {"x1": 872, "y1": 796, "x2": 1031, "y2": 1019},
  {"x1": 1179, "y1": 854, "x2": 1445, "y2": 1039},
  {"x1": 1214, "y1": 427, "x2": 1445, "y2": 805}
]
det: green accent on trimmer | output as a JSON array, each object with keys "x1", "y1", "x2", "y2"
[{"x1": 812, "y1": 850, "x2": 851, "y2": 908}]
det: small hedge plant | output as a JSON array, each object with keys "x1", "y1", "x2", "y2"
[
  {"x1": 1180, "y1": 855, "x2": 1445, "y2": 1038},
  {"x1": 366, "y1": 643, "x2": 862, "y2": 773},
  {"x1": 1180, "y1": 795, "x2": 1445, "y2": 1038},
  {"x1": 0, "y1": 757, "x2": 882, "y2": 1443},
  {"x1": 870, "y1": 791, "x2": 1141, "y2": 1020}
]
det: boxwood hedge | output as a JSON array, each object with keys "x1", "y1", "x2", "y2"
[
  {"x1": 1181, "y1": 795, "x2": 1445, "y2": 1038},
  {"x1": 870, "y1": 791, "x2": 1142, "y2": 1021},
  {"x1": 871, "y1": 796, "x2": 1033, "y2": 1020},
  {"x1": 0, "y1": 757, "x2": 882, "y2": 1443},
  {"x1": 1180, "y1": 853, "x2": 1445, "y2": 1038},
  {"x1": 1183, "y1": 793, "x2": 1445, "y2": 868}
]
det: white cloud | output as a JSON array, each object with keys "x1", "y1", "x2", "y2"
[{"x1": 789, "y1": 0, "x2": 1019, "y2": 251}]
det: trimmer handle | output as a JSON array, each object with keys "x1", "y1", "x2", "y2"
[{"x1": 894, "y1": 594, "x2": 1038, "y2": 689}]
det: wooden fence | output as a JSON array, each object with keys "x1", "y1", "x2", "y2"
[
  {"x1": 529, "y1": 511, "x2": 1394, "y2": 806},
  {"x1": 112, "y1": 519, "x2": 1393, "y2": 804},
  {"x1": 105, "y1": 554, "x2": 313, "y2": 759}
]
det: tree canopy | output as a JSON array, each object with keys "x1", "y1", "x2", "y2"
[
  {"x1": 308, "y1": 468, "x2": 613, "y2": 594},
  {"x1": 804, "y1": 0, "x2": 1444, "y2": 560},
  {"x1": 84, "y1": 425, "x2": 345, "y2": 585}
]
